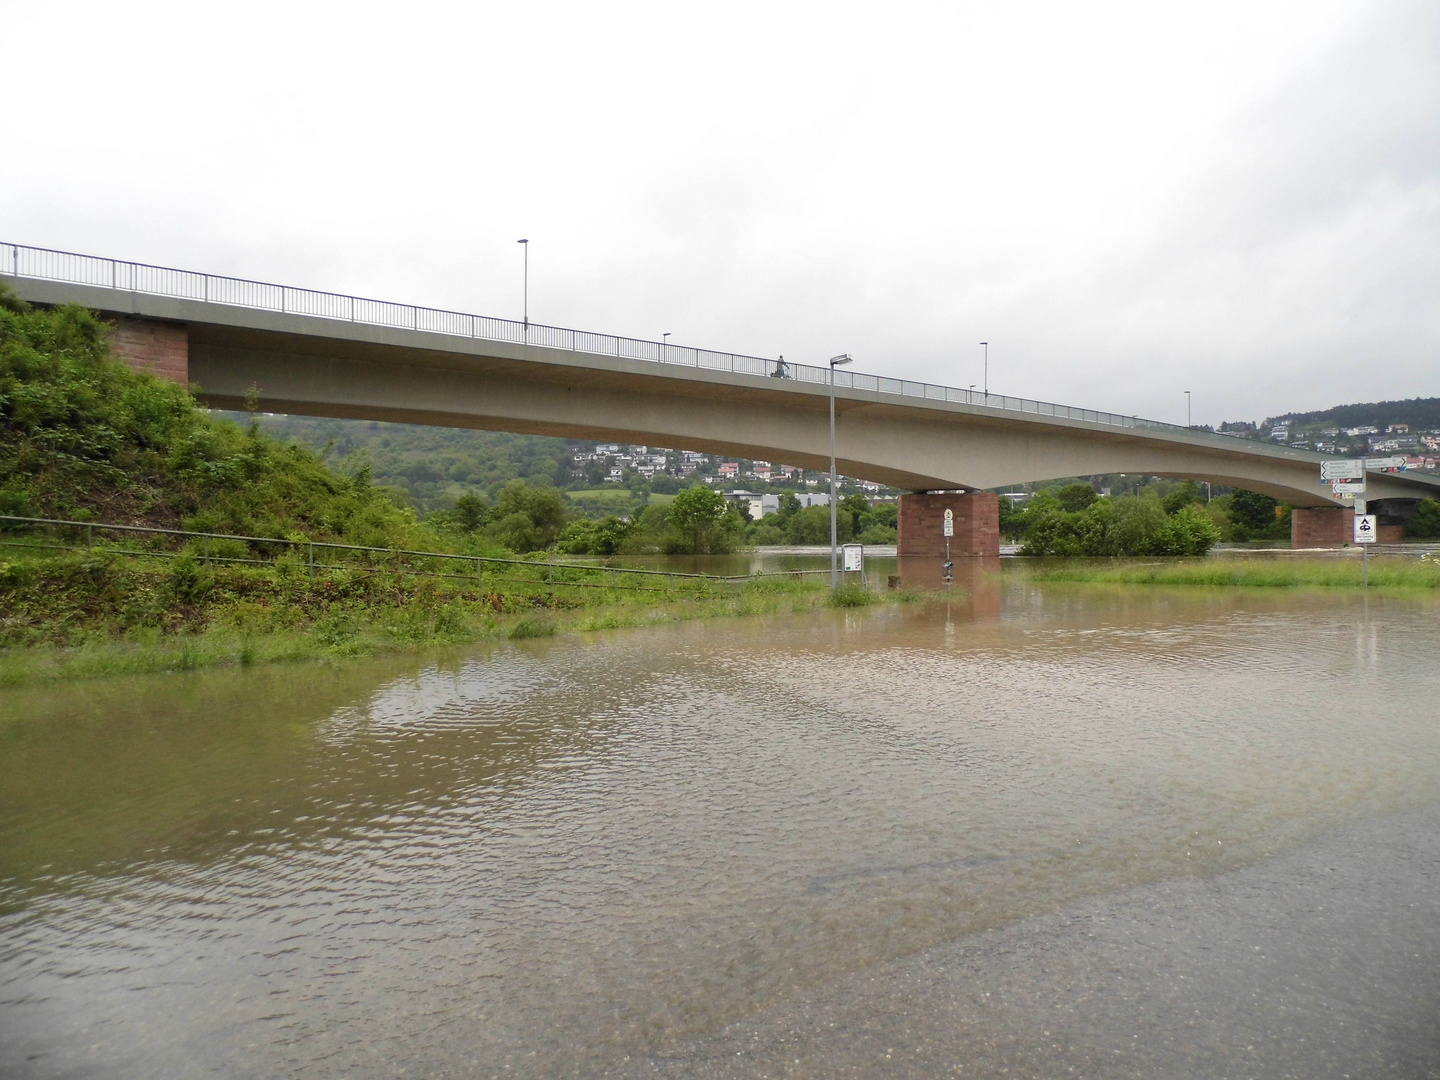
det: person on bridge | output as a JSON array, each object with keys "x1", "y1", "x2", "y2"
[{"x1": 771, "y1": 355, "x2": 790, "y2": 379}]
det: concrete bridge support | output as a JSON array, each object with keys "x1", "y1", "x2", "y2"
[
  {"x1": 896, "y1": 492, "x2": 1000, "y2": 558},
  {"x1": 1292, "y1": 505, "x2": 1404, "y2": 546}
]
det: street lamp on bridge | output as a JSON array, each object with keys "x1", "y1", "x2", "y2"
[
  {"x1": 980, "y1": 342, "x2": 989, "y2": 402},
  {"x1": 516, "y1": 239, "x2": 529, "y2": 327},
  {"x1": 829, "y1": 353, "x2": 853, "y2": 589}
]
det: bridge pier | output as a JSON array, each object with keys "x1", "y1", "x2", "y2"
[
  {"x1": 108, "y1": 317, "x2": 188, "y2": 385},
  {"x1": 1292, "y1": 505, "x2": 1405, "y2": 546},
  {"x1": 896, "y1": 492, "x2": 999, "y2": 558}
]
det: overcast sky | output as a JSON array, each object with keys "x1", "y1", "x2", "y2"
[{"x1": 4, "y1": 0, "x2": 1437, "y2": 426}]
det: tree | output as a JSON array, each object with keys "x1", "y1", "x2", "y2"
[
  {"x1": 1229, "y1": 489, "x2": 1278, "y2": 533},
  {"x1": 839, "y1": 492, "x2": 870, "y2": 536},
  {"x1": 484, "y1": 480, "x2": 567, "y2": 551},
  {"x1": 452, "y1": 492, "x2": 489, "y2": 532},
  {"x1": 666, "y1": 484, "x2": 743, "y2": 553},
  {"x1": 786, "y1": 504, "x2": 852, "y2": 544},
  {"x1": 1405, "y1": 499, "x2": 1440, "y2": 539},
  {"x1": 1162, "y1": 480, "x2": 1202, "y2": 516},
  {"x1": 1056, "y1": 483, "x2": 1099, "y2": 512}
]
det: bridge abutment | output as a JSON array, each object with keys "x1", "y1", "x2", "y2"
[
  {"x1": 108, "y1": 317, "x2": 188, "y2": 385},
  {"x1": 896, "y1": 492, "x2": 999, "y2": 558}
]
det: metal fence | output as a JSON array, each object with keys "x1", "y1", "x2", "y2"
[
  {"x1": 0, "y1": 515, "x2": 759, "y2": 590},
  {"x1": 1, "y1": 241, "x2": 1275, "y2": 449}
]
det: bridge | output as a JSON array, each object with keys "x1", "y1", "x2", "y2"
[{"x1": 5, "y1": 243, "x2": 1437, "y2": 555}]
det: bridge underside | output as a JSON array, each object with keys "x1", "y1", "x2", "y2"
[
  {"x1": 9, "y1": 275, "x2": 1437, "y2": 555},
  {"x1": 100, "y1": 316, "x2": 1423, "y2": 509}
]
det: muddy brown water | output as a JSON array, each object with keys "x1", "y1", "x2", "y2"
[{"x1": 2, "y1": 570, "x2": 1438, "y2": 1077}]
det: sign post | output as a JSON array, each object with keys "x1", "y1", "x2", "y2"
[
  {"x1": 1354, "y1": 512, "x2": 1377, "y2": 587},
  {"x1": 1321, "y1": 459, "x2": 1366, "y2": 507},
  {"x1": 942, "y1": 508, "x2": 954, "y2": 584}
]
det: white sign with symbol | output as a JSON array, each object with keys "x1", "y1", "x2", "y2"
[
  {"x1": 1321, "y1": 459, "x2": 1365, "y2": 481},
  {"x1": 1354, "y1": 514, "x2": 1377, "y2": 544},
  {"x1": 943, "y1": 508, "x2": 954, "y2": 537}
]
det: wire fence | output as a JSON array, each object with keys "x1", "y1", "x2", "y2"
[
  {"x1": 1, "y1": 241, "x2": 1271, "y2": 449},
  {"x1": 0, "y1": 515, "x2": 771, "y2": 592}
]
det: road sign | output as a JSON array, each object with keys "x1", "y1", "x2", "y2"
[
  {"x1": 1354, "y1": 514, "x2": 1377, "y2": 544},
  {"x1": 1363, "y1": 456, "x2": 1406, "y2": 471},
  {"x1": 943, "y1": 508, "x2": 954, "y2": 537},
  {"x1": 1330, "y1": 480, "x2": 1367, "y2": 495},
  {"x1": 1321, "y1": 459, "x2": 1364, "y2": 481}
]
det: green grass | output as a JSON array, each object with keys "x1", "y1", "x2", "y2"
[
  {"x1": 0, "y1": 561, "x2": 900, "y2": 687},
  {"x1": 1031, "y1": 556, "x2": 1440, "y2": 589}
]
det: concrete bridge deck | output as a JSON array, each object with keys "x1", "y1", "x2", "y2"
[{"x1": 5, "y1": 243, "x2": 1437, "y2": 554}]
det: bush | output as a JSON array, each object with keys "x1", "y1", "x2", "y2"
[
  {"x1": 750, "y1": 522, "x2": 788, "y2": 545},
  {"x1": 483, "y1": 480, "x2": 566, "y2": 552},
  {"x1": 828, "y1": 582, "x2": 877, "y2": 607},
  {"x1": 508, "y1": 616, "x2": 557, "y2": 639},
  {"x1": 554, "y1": 515, "x2": 633, "y2": 554},
  {"x1": 1020, "y1": 495, "x2": 1220, "y2": 556},
  {"x1": 1405, "y1": 499, "x2": 1440, "y2": 539}
]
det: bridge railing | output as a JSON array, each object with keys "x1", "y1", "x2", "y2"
[{"x1": 2, "y1": 241, "x2": 1269, "y2": 449}]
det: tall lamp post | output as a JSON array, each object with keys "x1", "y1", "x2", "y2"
[
  {"x1": 516, "y1": 239, "x2": 529, "y2": 326},
  {"x1": 980, "y1": 341, "x2": 988, "y2": 402},
  {"x1": 1185, "y1": 390, "x2": 1192, "y2": 428},
  {"x1": 828, "y1": 353, "x2": 853, "y2": 588}
]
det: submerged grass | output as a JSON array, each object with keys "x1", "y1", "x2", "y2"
[
  {"x1": 1031, "y1": 556, "x2": 1440, "y2": 590},
  {"x1": 0, "y1": 562, "x2": 902, "y2": 687}
]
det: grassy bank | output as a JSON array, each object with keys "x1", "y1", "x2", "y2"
[
  {"x1": 1031, "y1": 556, "x2": 1440, "y2": 590},
  {"x1": 0, "y1": 550, "x2": 906, "y2": 687}
]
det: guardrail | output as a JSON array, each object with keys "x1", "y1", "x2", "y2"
[
  {"x1": 0, "y1": 515, "x2": 758, "y2": 591},
  {"x1": 2, "y1": 241, "x2": 1251, "y2": 446}
]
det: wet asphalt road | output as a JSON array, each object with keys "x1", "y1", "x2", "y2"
[{"x1": 648, "y1": 803, "x2": 1440, "y2": 1079}]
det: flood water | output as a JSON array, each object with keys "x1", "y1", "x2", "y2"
[{"x1": 3, "y1": 569, "x2": 1439, "y2": 1077}]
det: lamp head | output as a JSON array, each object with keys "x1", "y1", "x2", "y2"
[
  {"x1": 829, "y1": 353, "x2": 853, "y2": 367},
  {"x1": 517, "y1": 238, "x2": 528, "y2": 244}
]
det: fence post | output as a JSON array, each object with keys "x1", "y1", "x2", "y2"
[{"x1": 87, "y1": 523, "x2": 93, "y2": 550}]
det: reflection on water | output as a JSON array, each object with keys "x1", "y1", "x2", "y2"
[{"x1": 2, "y1": 576, "x2": 1439, "y2": 1077}]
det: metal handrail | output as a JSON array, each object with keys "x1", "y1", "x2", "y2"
[
  {"x1": 0, "y1": 241, "x2": 1294, "y2": 453},
  {"x1": 0, "y1": 515, "x2": 752, "y2": 582}
]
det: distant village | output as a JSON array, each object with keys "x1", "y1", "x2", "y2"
[
  {"x1": 1218, "y1": 421, "x2": 1440, "y2": 472},
  {"x1": 568, "y1": 443, "x2": 891, "y2": 519}
]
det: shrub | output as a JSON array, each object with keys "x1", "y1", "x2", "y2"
[
  {"x1": 1405, "y1": 499, "x2": 1440, "y2": 539},
  {"x1": 1020, "y1": 495, "x2": 1220, "y2": 556},
  {"x1": 828, "y1": 582, "x2": 877, "y2": 607}
]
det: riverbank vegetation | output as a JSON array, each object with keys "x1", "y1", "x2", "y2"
[
  {"x1": 0, "y1": 289, "x2": 911, "y2": 684},
  {"x1": 0, "y1": 551, "x2": 851, "y2": 686},
  {"x1": 1004, "y1": 483, "x2": 1222, "y2": 556},
  {"x1": 1032, "y1": 556, "x2": 1440, "y2": 590}
]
